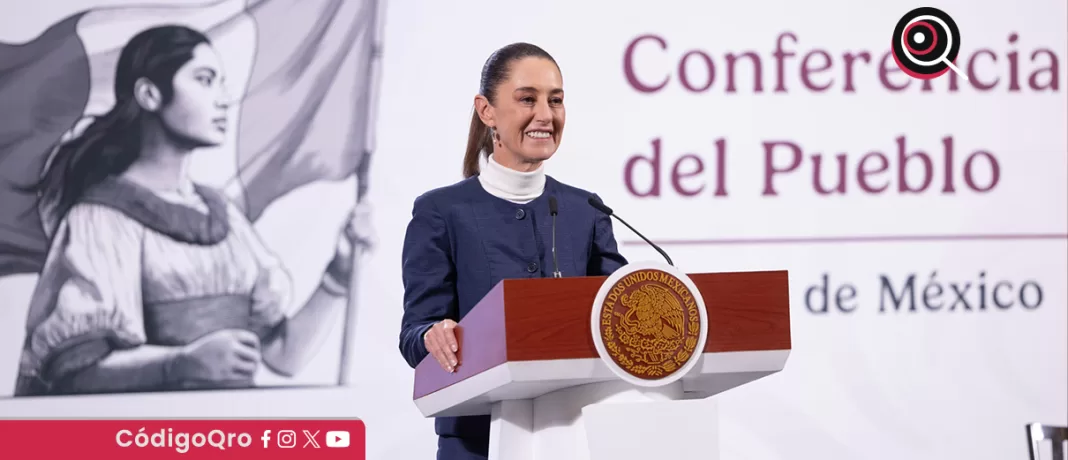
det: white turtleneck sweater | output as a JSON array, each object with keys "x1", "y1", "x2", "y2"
[{"x1": 477, "y1": 154, "x2": 546, "y2": 204}]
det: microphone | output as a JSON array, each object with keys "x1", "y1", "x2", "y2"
[
  {"x1": 548, "y1": 196, "x2": 562, "y2": 278},
  {"x1": 586, "y1": 196, "x2": 674, "y2": 267}
]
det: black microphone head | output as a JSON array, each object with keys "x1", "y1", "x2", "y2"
[
  {"x1": 548, "y1": 196, "x2": 559, "y2": 215},
  {"x1": 587, "y1": 196, "x2": 613, "y2": 215}
]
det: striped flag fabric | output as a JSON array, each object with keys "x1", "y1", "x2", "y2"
[{"x1": 0, "y1": 0, "x2": 382, "y2": 277}]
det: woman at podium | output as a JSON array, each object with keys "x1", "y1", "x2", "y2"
[{"x1": 399, "y1": 42, "x2": 629, "y2": 460}]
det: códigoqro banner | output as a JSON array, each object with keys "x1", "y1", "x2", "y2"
[{"x1": 0, "y1": 420, "x2": 366, "y2": 459}]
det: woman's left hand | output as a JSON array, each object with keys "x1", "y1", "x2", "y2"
[
  {"x1": 322, "y1": 200, "x2": 375, "y2": 294},
  {"x1": 338, "y1": 199, "x2": 375, "y2": 258}
]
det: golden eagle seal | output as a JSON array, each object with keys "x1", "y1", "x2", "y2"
[{"x1": 594, "y1": 267, "x2": 704, "y2": 382}]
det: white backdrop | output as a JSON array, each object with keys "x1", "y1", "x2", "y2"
[{"x1": 1, "y1": 0, "x2": 1066, "y2": 459}]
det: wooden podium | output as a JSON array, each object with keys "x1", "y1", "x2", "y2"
[{"x1": 412, "y1": 267, "x2": 791, "y2": 460}]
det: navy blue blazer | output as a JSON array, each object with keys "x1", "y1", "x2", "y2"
[{"x1": 399, "y1": 174, "x2": 628, "y2": 441}]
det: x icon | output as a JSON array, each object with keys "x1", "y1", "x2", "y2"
[{"x1": 303, "y1": 430, "x2": 320, "y2": 448}]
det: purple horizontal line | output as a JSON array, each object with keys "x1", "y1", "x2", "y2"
[{"x1": 623, "y1": 233, "x2": 1068, "y2": 246}]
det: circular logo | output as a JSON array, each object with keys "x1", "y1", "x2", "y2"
[
  {"x1": 590, "y1": 261, "x2": 708, "y2": 387},
  {"x1": 891, "y1": 7, "x2": 962, "y2": 80}
]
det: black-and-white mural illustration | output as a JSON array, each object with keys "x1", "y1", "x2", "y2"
[{"x1": 0, "y1": 0, "x2": 384, "y2": 397}]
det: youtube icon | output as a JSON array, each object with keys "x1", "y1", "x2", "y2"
[{"x1": 326, "y1": 430, "x2": 350, "y2": 448}]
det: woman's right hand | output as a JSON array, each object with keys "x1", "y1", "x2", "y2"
[
  {"x1": 424, "y1": 320, "x2": 460, "y2": 373},
  {"x1": 170, "y1": 329, "x2": 262, "y2": 382}
]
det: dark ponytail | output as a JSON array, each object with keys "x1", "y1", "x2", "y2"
[
  {"x1": 32, "y1": 25, "x2": 209, "y2": 228},
  {"x1": 462, "y1": 111, "x2": 493, "y2": 178},
  {"x1": 461, "y1": 42, "x2": 557, "y2": 178}
]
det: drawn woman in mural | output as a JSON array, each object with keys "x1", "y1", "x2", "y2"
[{"x1": 14, "y1": 25, "x2": 369, "y2": 396}]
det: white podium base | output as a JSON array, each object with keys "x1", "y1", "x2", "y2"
[{"x1": 487, "y1": 380, "x2": 719, "y2": 460}]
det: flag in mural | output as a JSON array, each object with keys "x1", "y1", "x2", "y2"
[{"x1": 0, "y1": 0, "x2": 381, "y2": 278}]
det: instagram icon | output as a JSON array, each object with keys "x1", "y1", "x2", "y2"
[{"x1": 277, "y1": 430, "x2": 297, "y2": 449}]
